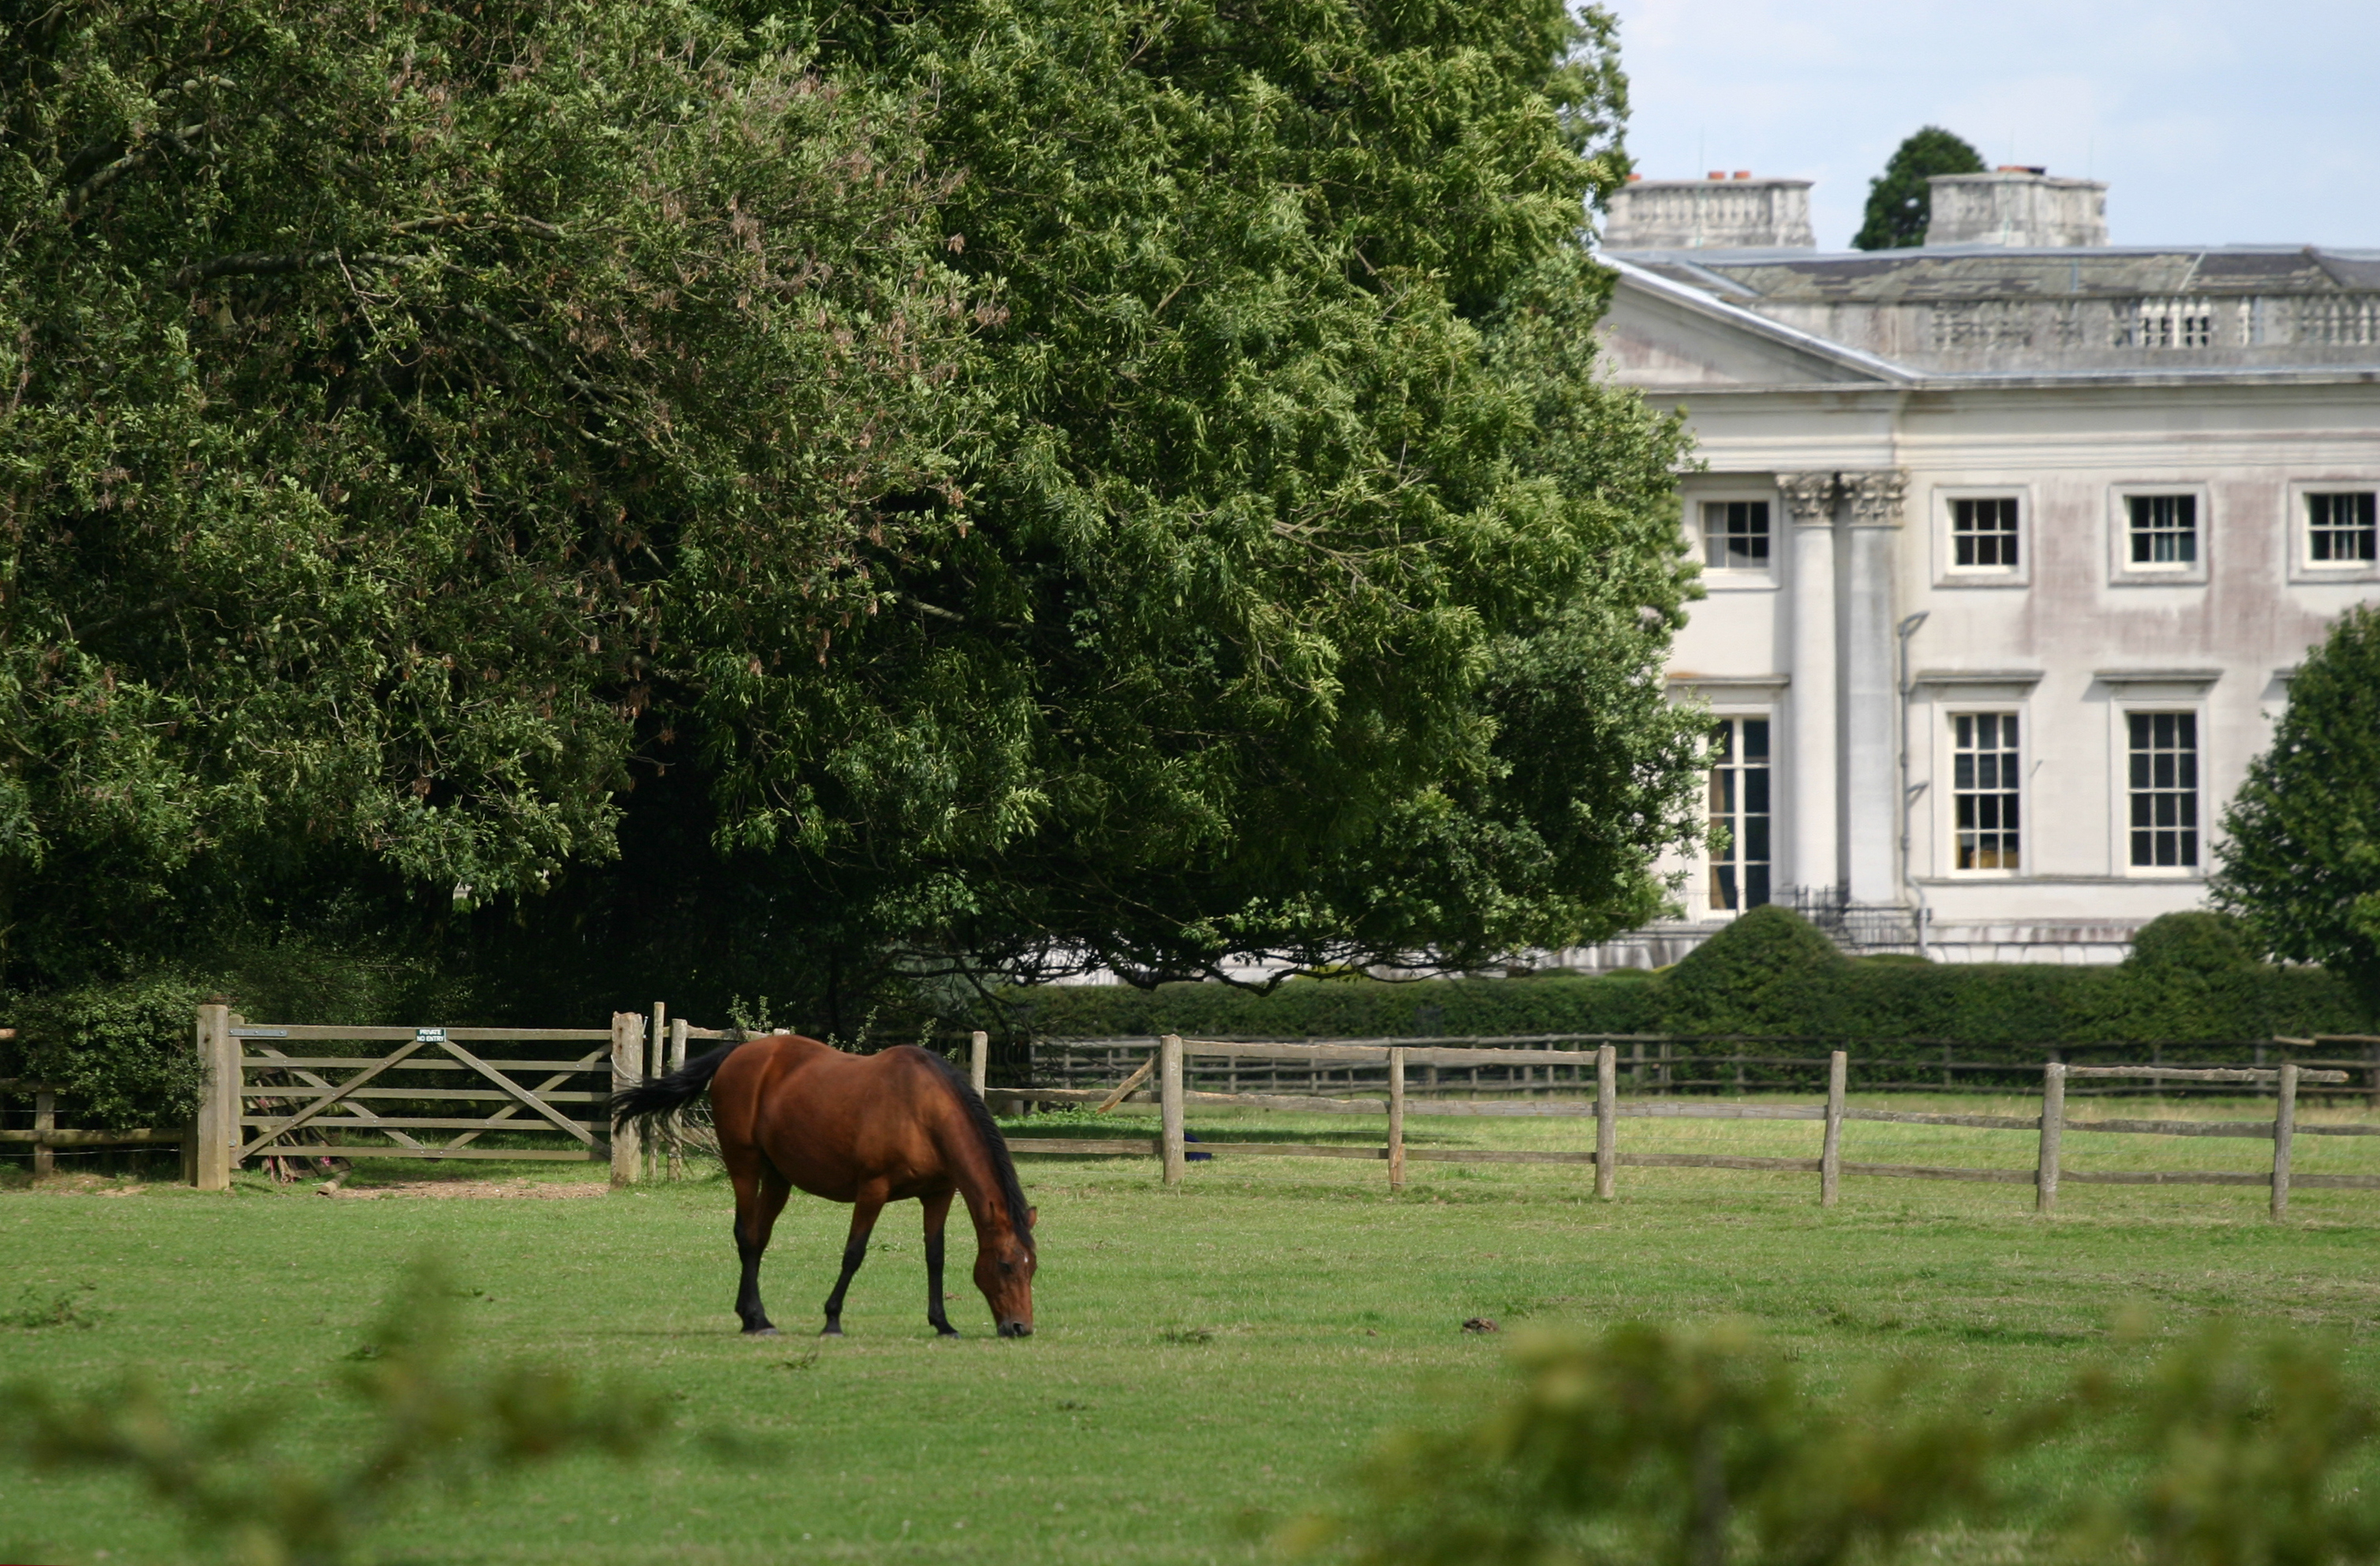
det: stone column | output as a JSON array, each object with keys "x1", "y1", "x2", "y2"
[
  {"x1": 1839, "y1": 470, "x2": 1907, "y2": 905},
  {"x1": 1780, "y1": 473, "x2": 1839, "y2": 901}
]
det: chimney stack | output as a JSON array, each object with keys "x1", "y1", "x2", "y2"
[
  {"x1": 1923, "y1": 170, "x2": 2108, "y2": 248},
  {"x1": 1603, "y1": 177, "x2": 1816, "y2": 250}
]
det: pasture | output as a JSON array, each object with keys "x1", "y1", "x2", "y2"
[{"x1": 5, "y1": 1092, "x2": 2379, "y2": 1565}]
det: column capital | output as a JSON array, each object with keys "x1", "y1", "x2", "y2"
[
  {"x1": 1779, "y1": 471, "x2": 1839, "y2": 525},
  {"x1": 1839, "y1": 468, "x2": 1909, "y2": 527}
]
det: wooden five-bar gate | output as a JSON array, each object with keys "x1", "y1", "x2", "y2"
[{"x1": 185, "y1": 1003, "x2": 732, "y2": 1189}]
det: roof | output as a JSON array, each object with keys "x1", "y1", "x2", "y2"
[{"x1": 1604, "y1": 245, "x2": 2380, "y2": 305}]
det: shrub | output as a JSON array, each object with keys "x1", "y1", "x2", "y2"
[
  {"x1": 0, "y1": 936, "x2": 490, "y2": 1130},
  {"x1": 5, "y1": 974, "x2": 207, "y2": 1129},
  {"x1": 2128, "y1": 911, "x2": 2257, "y2": 974},
  {"x1": 1659, "y1": 906, "x2": 1846, "y2": 1035},
  {"x1": 1289, "y1": 1317, "x2": 2380, "y2": 1566}
]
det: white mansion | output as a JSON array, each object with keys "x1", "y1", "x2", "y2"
[{"x1": 1584, "y1": 170, "x2": 2380, "y2": 965}]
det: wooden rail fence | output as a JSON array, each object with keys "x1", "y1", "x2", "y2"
[
  {"x1": 983, "y1": 1038, "x2": 2379, "y2": 1219},
  {"x1": 1016, "y1": 1032, "x2": 2380, "y2": 1103},
  {"x1": 0, "y1": 1077, "x2": 186, "y2": 1178}
]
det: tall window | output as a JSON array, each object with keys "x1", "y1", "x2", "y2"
[
  {"x1": 1707, "y1": 717, "x2": 1771, "y2": 912},
  {"x1": 1703, "y1": 501, "x2": 1770, "y2": 571},
  {"x1": 2128, "y1": 713, "x2": 2199, "y2": 868},
  {"x1": 2307, "y1": 492, "x2": 2378, "y2": 564},
  {"x1": 2127, "y1": 494, "x2": 2198, "y2": 566},
  {"x1": 1952, "y1": 714, "x2": 2021, "y2": 871},
  {"x1": 1952, "y1": 497, "x2": 2020, "y2": 568}
]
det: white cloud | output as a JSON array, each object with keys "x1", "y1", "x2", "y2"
[{"x1": 1600, "y1": 0, "x2": 2380, "y2": 249}]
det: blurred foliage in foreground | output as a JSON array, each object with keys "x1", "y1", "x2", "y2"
[
  {"x1": 1288, "y1": 1317, "x2": 2380, "y2": 1566},
  {"x1": 0, "y1": 1257, "x2": 666, "y2": 1566}
]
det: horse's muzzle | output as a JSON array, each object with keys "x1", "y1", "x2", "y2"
[{"x1": 998, "y1": 1321, "x2": 1033, "y2": 1339}]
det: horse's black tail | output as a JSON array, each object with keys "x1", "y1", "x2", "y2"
[{"x1": 609, "y1": 1041, "x2": 740, "y2": 1131}]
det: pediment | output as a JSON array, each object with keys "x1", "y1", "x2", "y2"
[{"x1": 1596, "y1": 261, "x2": 1907, "y2": 390}]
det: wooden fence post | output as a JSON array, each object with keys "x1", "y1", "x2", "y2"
[
  {"x1": 1158, "y1": 1033, "x2": 1186, "y2": 1187},
  {"x1": 1595, "y1": 1044, "x2": 1617, "y2": 1201},
  {"x1": 645, "y1": 1002, "x2": 666, "y2": 1181},
  {"x1": 191, "y1": 1004, "x2": 237, "y2": 1191},
  {"x1": 1821, "y1": 1050, "x2": 1846, "y2": 1208},
  {"x1": 2271, "y1": 1061, "x2": 2297, "y2": 1220},
  {"x1": 667, "y1": 1017, "x2": 690, "y2": 1180},
  {"x1": 1386, "y1": 1046, "x2": 1406, "y2": 1193},
  {"x1": 2036, "y1": 1061, "x2": 2065, "y2": 1214},
  {"x1": 970, "y1": 1030, "x2": 990, "y2": 1097},
  {"x1": 32, "y1": 1087, "x2": 54, "y2": 1180},
  {"x1": 611, "y1": 1012, "x2": 646, "y2": 1186}
]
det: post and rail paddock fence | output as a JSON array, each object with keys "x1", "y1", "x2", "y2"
[
  {"x1": 983, "y1": 1037, "x2": 2380, "y2": 1219},
  {"x1": 1011, "y1": 1032, "x2": 2380, "y2": 1103}
]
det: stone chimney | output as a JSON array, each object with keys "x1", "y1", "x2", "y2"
[
  {"x1": 1923, "y1": 170, "x2": 2108, "y2": 248},
  {"x1": 1603, "y1": 175, "x2": 1816, "y2": 250}
]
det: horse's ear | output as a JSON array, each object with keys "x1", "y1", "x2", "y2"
[{"x1": 1026, "y1": 1206, "x2": 1038, "y2": 1229}]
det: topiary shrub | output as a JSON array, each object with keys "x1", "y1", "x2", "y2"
[
  {"x1": 2127, "y1": 911, "x2": 2256, "y2": 973},
  {"x1": 1660, "y1": 906, "x2": 1844, "y2": 1034}
]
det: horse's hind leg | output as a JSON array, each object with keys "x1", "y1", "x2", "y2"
[
  {"x1": 820, "y1": 1185, "x2": 889, "y2": 1337},
  {"x1": 922, "y1": 1189, "x2": 958, "y2": 1338},
  {"x1": 729, "y1": 1159, "x2": 792, "y2": 1337}
]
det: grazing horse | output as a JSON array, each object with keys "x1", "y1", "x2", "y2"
[{"x1": 611, "y1": 1035, "x2": 1035, "y2": 1338}]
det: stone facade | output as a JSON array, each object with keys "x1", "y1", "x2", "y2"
[{"x1": 1579, "y1": 182, "x2": 2380, "y2": 968}]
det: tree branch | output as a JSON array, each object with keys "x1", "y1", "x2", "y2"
[
  {"x1": 73, "y1": 594, "x2": 193, "y2": 643},
  {"x1": 63, "y1": 122, "x2": 204, "y2": 221},
  {"x1": 167, "y1": 250, "x2": 431, "y2": 289}
]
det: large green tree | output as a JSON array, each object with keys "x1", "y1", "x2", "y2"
[
  {"x1": 1852, "y1": 126, "x2": 1984, "y2": 251},
  {"x1": 1, "y1": 0, "x2": 979, "y2": 990},
  {"x1": 2, "y1": 0, "x2": 1702, "y2": 1021},
  {"x1": 2213, "y1": 606, "x2": 2380, "y2": 1017},
  {"x1": 541, "y1": 0, "x2": 1706, "y2": 1002}
]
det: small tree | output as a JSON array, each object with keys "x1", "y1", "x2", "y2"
[
  {"x1": 1852, "y1": 128, "x2": 1985, "y2": 251},
  {"x1": 2213, "y1": 606, "x2": 2380, "y2": 1018}
]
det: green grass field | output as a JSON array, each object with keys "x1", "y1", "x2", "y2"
[{"x1": 4, "y1": 1092, "x2": 2377, "y2": 1565}]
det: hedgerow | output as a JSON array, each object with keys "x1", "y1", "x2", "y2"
[{"x1": 990, "y1": 909, "x2": 2372, "y2": 1055}]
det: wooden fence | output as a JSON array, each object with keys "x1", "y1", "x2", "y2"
[
  {"x1": 1016, "y1": 1032, "x2": 2380, "y2": 1102},
  {"x1": 0, "y1": 1080, "x2": 186, "y2": 1177},
  {"x1": 982, "y1": 1037, "x2": 2380, "y2": 1218}
]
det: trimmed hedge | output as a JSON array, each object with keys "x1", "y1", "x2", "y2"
[{"x1": 992, "y1": 910, "x2": 2374, "y2": 1056}]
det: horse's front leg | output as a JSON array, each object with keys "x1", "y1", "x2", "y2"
[
  {"x1": 922, "y1": 1188, "x2": 959, "y2": 1338},
  {"x1": 821, "y1": 1186, "x2": 889, "y2": 1336}
]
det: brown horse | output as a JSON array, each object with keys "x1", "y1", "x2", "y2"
[{"x1": 611, "y1": 1035, "x2": 1036, "y2": 1338}]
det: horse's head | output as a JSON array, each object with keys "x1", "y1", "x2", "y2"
[{"x1": 975, "y1": 1204, "x2": 1037, "y2": 1337}]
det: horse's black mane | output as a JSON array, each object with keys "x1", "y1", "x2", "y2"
[{"x1": 918, "y1": 1049, "x2": 1035, "y2": 1253}]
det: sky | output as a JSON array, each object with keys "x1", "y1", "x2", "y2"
[{"x1": 1600, "y1": 0, "x2": 2380, "y2": 252}]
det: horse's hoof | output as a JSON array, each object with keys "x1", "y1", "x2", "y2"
[
  {"x1": 936, "y1": 1328, "x2": 961, "y2": 1339},
  {"x1": 743, "y1": 1325, "x2": 781, "y2": 1338},
  {"x1": 819, "y1": 1325, "x2": 844, "y2": 1338}
]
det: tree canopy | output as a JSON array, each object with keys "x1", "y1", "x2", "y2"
[
  {"x1": 1, "y1": 0, "x2": 1701, "y2": 1021},
  {"x1": 1852, "y1": 126, "x2": 1984, "y2": 251},
  {"x1": 2214, "y1": 606, "x2": 2380, "y2": 1013}
]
